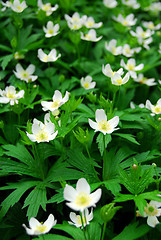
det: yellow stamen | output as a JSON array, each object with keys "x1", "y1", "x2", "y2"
[
  {"x1": 84, "y1": 83, "x2": 90, "y2": 88},
  {"x1": 75, "y1": 193, "x2": 91, "y2": 208},
  {"x1": 51, "y1": 100, "x2": 60, "y2": 109},
  {"x1": 98, "y1": 120, "x2": 111, "y2": 132},
  {"x1": 127, "y1": 63, "x2": 135, "y2": 71},
  {"x1": 6, "y1": 91, "x2": 16, "y2": 99}
]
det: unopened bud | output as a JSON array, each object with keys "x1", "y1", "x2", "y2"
[{"x1": 132, "y1": 164, "x2": 138, "y2": 170}]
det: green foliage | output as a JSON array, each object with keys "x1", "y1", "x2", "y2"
[
  {"x1": 112, "y1": 222, "x2": 150, "y2": 240},
  {"x1": 96, "y1": 133, "x2": 112, "y2": 156}
]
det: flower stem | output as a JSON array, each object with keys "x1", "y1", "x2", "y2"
[
  {"x1": 80, "y1": 211, "x2": 88, "y2": 240},
  {"x1": 85, "y1": 145, "x2": 99, "y2": 181},
  {"x1": 32, "y1": 144, "x2": 45, "y2": 180},
  {"x1": 101, "y1": 222, "x2": 107, "y2": 240}
]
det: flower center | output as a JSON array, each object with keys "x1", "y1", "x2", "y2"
[
  {"x1": 87, "y1": 21, "x2": 94, "y2": 27},
  {"x1": 35, "y1": 224, "x2": 47, "y2": 233},
  {"x1": 84, "y1": 82, "x2": 90, "y2": 88},
  {"x1": 17, "y1": 6, "x2": 23, "y2": 11},
  {"x1": 127, "y1": 63, "x2": 135, "y2": 71},
  {"x1": 76, "y1": 215, "x2": 86, "y2": 226},
  {"x1": 125, "y1": 48, "x2": 131, "y2": 54},
  {"x1": 116, "y1": 78, "x2": 123, "y2": 84},
  {"x1": 75, "y1": 192, "x2": 91, "y2": 208},
  {"x1": 148, "y1": 23, "x2": 154, "y2": 29},
  {"x1": 43, "y1": 55, "x2": 49, "y2": 62},
  {"x1": 48, "y1": 29, "x2": 54, "y2": 34},
  {"x1": 22, "y1": 71, "x2": 29, "y2": 78},
  {"x1": 51, "y1": 100, "x2": 60, "y2": 109},
  {"x1": 145, "y1": 205, "x2": 158, "y2": 216},
  {"x1": 73, "y1": 24, "x2": 79, "y2": 30},
  {"x1": 98, "y1": 120, "x2": 111, "y2": 132},
  {"x1": 35, "y1": 130, "x2": 49, "y2": 142},
  {"x1": 141, "y1": 32, "x2": 146, "y2": 38},
  {"x1": 6, "y1": 91, "x2": 16, "y2": 99},
  {"x1": 112, "y1": 46, "x2": 116, "y2": 54},
  {"x1": 154, "y1": 106, "x2": 161, "y2": 114},
  {"x1": 85, "y1": 34, "x2": 91, "y2": 40},
  {"x1": 42, "y1": 4, "x2": 51, "y2": 11},
  {"x1": 123, "y1": 20, "x2": 128, "y2": 26}
]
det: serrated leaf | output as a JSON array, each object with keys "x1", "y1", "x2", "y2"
[
  {"x1": 97, "y1": 133, "x2": 112, "y2": 156},
  {"x1": 104, "y1": 179, "x2": 121, "y2": 196},
  {"x1": 0, "y1": 181, "x2": 39, "y2": 220},
  {"x1": 114, "y1": 194, "x2": 134, "y2": 202},
  {"x1": 23, "y1": 185, "x2": 47, "y2": 219},
  {"x1": 113, "y1": 133, "x2": 140, "y2": 145},
  {"x1": 1, "y1": 54, "x2": 13, "y2": 70},
  {"x1": 134, "y1": 195, "x2": 147, "y2": 216}
]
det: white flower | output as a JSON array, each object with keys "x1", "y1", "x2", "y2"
[
  {"x1": 38, "y1": 0, "x2": 58, "y2": 16},
  {"x1": 10, "y1": 0, "x2": 27, "y2": 13},
  {"x1": 38, "y1": 49, "x2": 61, "y2": 62},
  {"x1": 136, "y1": 200, "x2": 161, "y2": 228},
  {"x1": 133, "y1": 73, "x2": 156, "y2": 86},
  {"x1": 22, "y1": 214, "x2": 57, "y2": 235},
  {"x1": 111, "y1": 72, "x2": 130, "y2": 86},
  {"x1": 41, "y1": 90, "x2": 70, "y2": 112},
  {"x1": 142, "y1": 21, "x2": 161, "y2": 31},
  {"x1": 81, "y1": 76, "x2": 96, "y2": 89},
  {"x1": 130, "y1": 101, "x2": 145, "y2": 109},
  {"x1": 0, "y1": 86, "x2": 24, "y2": 105},
  {"x1": 69, "y1": 208, "x2": 93, "y2": 228},
  {"x1": 145, "y1": 2, "x2": 161, "y2": 14},
  {"x1": 113, "y1": 13, "x2": 137, "y2": 27},
  {"x1": 63, "y1": 178, "x2": 102, "y2": 212},
  {"x1": 102, "y1": 64, "x2": 124, "y2": 78},
  {"x1": 13, "y1": 64, "x2": 38, "y2": 83},
  {"x1": 88, "y1": 109, "x2": 119, "y2": 135},
  {"x1": 1, "y1": 1, "x2": 12, "y2": 11},
  {"x1": 103, "y1": 0, "x2": 118, "y2": 8},
  {"x1": 130, "y1": 26, "x2": 154, "y2": 49},
  {"x1": 84, "y1": 16, "x2": 102, "y2": 29},
  {"x1": 14, "y1": 52, "x2": 25, "y2": 60},
  {"x1": 122, "y1": 44, "x2": 141, "y2": 57},
  {"x1": 26, "y1": 115, "x2": 58, "y2": 143},
  {"x1": 146, "y1": 98, "x2": 161, "y2": 115},
  {"x1": 122, "y1": 0, "x2": 140, "y2": 9},
  {"x1": 80, "y1": 29, "x2": 102, "y2": 42},
  {"x1": 105, "y1": 39, "x2": 122, "y2": 56},
  {"x1": 65, "y1": 12, "x2": 86, "y2": 30},
  {"x1": 120, "y1": 58, "x2": 144, "y2": 79},
  {"x1": 43, "y1": 21, "x2": 60, "y2": 38}
]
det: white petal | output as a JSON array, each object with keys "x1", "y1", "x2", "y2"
[
  {"x1": 64, "y1": 184, "x2": 77, "y2": 202},
  {"x1": 76, "y1": 178, "x2": 90, "y2": 194},
  {"x1": 147, "y1": 216, "x2": 159, "y2": 228},
  {"x1": 90, "y1": 188, "x2": 102, "y2": 205},
  {"x1": 95, "y1": 109, "x2": 107, "y2": 122},
  {"x1": 53, "y1": 90, "x2": 62, "y2": 101},
  {"x1": 43, "y1": 214, "x2": 56, "y2": 231},
  {"x1": 88, "y1": 119, "x2": 98, "y2": 130},
  {"x1": 29, "y1": 217, "x2": 41, "y2": 229},
  {"x1": 26, "y1": 64, "x2": 35, "y2": 74}
]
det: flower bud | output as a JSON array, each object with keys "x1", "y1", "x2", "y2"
[{"x1": 100, "y1": 203, "x2": 121, "y2": 223}]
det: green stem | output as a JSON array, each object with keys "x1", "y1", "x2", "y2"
[
  {"x1": 41, "y1": 235, "x2": 45, "y2": 240},
  {"x1": 32, "y1": 144, "x2": 45, "y2": 180},
  {"x1": 101, "y1": 222, "x2": 107, "y2": 240},
  {"x1": 80, "y1": 211, "x2": 88, "y2": 240},
  {"x1": 154, "y1": 165, "x2": 160, "y2": 190},
  {"x1": 85, "y1": 145, "x2": 99, "y2": 181}
]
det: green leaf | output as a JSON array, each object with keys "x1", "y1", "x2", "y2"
[
  {"x1": 134, "y1": 195, "x2": 147, "y2": 216},
  {"x1": 88, "y1": 221, "x2": 102, "y2": 240},
  {"x1": 54, "y1": 223, "x2": 85, "y2": 240},
  {"x1": 1, "y1": 54, "x2": 13, "y2": 70},
  {"x1": 0, "y1": 181, "x2": 39, "y2": 220},
  {"x1": 114, "y1": 194, "x2": 134, "y2": 203},
  {"x1": 104, "y1": 179, "x2": 121, "y2": 196},
  {"x1": 3, "y1": 143, "x2": 35, "y2": 167},
  {"x1": 113, "y1": 133, "x2": 140, "y2": 145},
  {"x1": 96, "y1": 133, "x2": 112, "y2": 156},
  {"x1": 23, "y1": 184, "x2": 47, "y2": 219},
  {"x1": 112, "y1": 222, "x2": 150, "y2": 240},
  {"x1": 33, "y1": 234, "x2": 73, "y2": 240}
]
